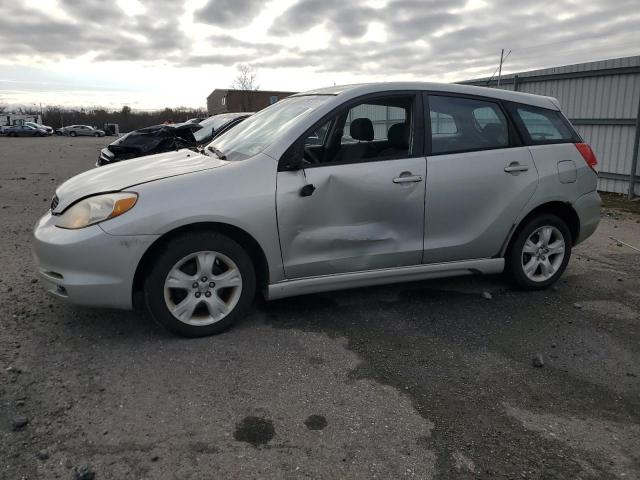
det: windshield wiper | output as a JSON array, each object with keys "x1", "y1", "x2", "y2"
[{"x1": 207, "y1": 145, "x2": 227, "y2": 160}]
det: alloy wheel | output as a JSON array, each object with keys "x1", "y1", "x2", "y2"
[
  {"x1": 163, "y1": 251, "x2": 243, "y2": 326},
  {"x1": 521, "y1": 226, "x2": 565, "y2": 282}
]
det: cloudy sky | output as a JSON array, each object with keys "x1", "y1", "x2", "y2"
[{"x1": 1, "y1": 0, "x2": 639, "y2": 110}]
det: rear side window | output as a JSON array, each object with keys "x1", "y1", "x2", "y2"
[
  {"x1": 513, "y1": 105, "x2": 575, "y2": 144},
  {"x1": 431, "y1": 111, "x2": 457, "y2": 136},
  {"x1": 429, "y1": 95, "x2": 509, "y2": 155}
]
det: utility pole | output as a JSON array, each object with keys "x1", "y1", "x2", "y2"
[{"x1": 497, "y1": 49, "x2": 504, "y2": 87}]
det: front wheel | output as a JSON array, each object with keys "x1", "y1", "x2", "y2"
[
  {"x1": 69, "y1": 131, "x2": 76, "y2": 137},
  {"x1": 506, "y1": 214, "x2": 572, "y2": 290},
  {"x1": 144, "y1": 232, "x2": 256, "y2": 337}
]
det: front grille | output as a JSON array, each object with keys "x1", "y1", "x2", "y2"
[{"x1": 50, "y1": 195, "x2": 59, "y2": 211}]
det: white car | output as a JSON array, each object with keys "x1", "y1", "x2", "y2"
[{"x1": 34, "y1": 82, "x2": 601, "y2": 337}]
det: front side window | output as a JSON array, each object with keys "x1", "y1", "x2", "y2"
[
  {"x1": 207, "y1": 95, "x2": 331, "y2": 161},
  {"x1": 429, "y1": 95, "x2": 509, "y2": 155},
  {"x1": 304, "y1": 121, "x2": 331, "y2": 146},
  {"x1": 341, "y1": 103, "x2": 407, "y2": 144},
  {"x1": 298, "y1": 94, "x2": 415, "y2": 166},
  {"x1": 514, "y1": 106, "x2": 575, "y2": 143}
]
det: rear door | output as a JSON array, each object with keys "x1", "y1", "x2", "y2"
[
  {"x1": 276, "y1": 92, "x2": 426, "y2": 279},
  {"x1": 423, "y1": 94, "x2": 539, "y2": 263}
]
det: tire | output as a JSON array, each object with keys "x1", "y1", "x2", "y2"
[
  {"x1": 69, "y1": 131, "x2": 76, "y2": 137},
  {"x1": 144, "y1": 232, "x2": 256, "y2": 337},
  {"x1": 94, "y1": 132, "x2": 100, "y2": 137},
  {"x1": 506, "y1": 214, "x2": 572, "y2": 290}
]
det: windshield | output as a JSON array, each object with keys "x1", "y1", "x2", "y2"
[
  {"x1": 205, "y1": 95, "x2": 331, "y2": 161},
  {"x1": 193, "y1": 114, "x2": 243, "y2": 143}
]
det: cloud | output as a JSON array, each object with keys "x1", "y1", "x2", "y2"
[
  {"x1": 269, "y1": 0, "x2": 378, "y2": 38},
  {"x1": 0, "y1": 1, "x2": 191, "y2": 64},
  {"x1": 0, "y1": 0, "x2": 639, "y2": 85},
  {"x1": 264, "y1": 0, "x2": 640, "y2": 78},
  {"x1": 195, "y1": 0, "x2": 266, "y2": 27},
  {"x1": 57, "y1": 0, "x2": 126, "y2": 23}
]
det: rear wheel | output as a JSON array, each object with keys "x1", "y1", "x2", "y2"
[
  {"x1": 506, "y1": 214, "x2": 571, "y2": 290},
  {"x1": 144, "y1": 232, "x2": 256, "y2": 337}
]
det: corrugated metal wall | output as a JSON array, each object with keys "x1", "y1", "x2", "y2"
[{"x1": 462, "y1": 56, "x2": 640, "y2": 196}]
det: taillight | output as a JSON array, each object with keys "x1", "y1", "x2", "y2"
[{"x1": 575, "y1": 143, "x2": 598, "y2": 172}]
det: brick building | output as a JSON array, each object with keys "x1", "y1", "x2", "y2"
[{"x1": 207, "y1": 89, "x2": 296, "y2": 115}]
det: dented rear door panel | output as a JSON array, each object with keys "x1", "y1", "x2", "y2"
[{"x1": 276, "y1": 158, "x2": 426, "y2": 279}]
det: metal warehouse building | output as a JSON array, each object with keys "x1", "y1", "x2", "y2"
[{"x1": 462, "y1": 55, "x2": 640, "y2": 198}]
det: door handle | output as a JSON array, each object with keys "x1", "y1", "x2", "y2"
[
  {"x1": 393, "y1": 174, "x2": 423, "y2": 184},
  {"x1": 504, "y1": 162, "x2": 529, "y2": 173}
]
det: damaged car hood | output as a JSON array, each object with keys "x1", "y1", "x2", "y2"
[{"x1": 52, "y1": 149, "x2": 227, "y2": 213}]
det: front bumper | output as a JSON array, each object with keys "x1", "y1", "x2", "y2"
[
  {"x1": 97, "y1": 147, "x2": 116, "y2": 166},
  {"x1": 573, "y1": 190, "x2": 601, "y2": 245},
  {"x1": 33, "y1": 212, "x2": 159, "y2": 309}
]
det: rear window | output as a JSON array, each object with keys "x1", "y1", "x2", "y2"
[{"x1": 514, "y1": 105, "x2": 576, "y2": 144}]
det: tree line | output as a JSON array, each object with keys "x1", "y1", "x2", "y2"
[{"x1": 1, "y1": 105, "x2": 208, "y2": 132}]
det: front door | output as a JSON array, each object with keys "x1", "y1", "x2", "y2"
[{"x1": 276, "y1": 92, "x2": 426, "y2": 279}]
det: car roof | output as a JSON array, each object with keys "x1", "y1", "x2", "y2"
[{"x1": 293, "y1": 82, "x2": 561, "y2": 110}]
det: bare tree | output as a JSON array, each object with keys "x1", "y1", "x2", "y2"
[
  {"x1": 232, "y1": 64, "x2": 259, "y2": 91},
  {"x1": 231, "y1": 64, "x2": 259, "y2": 111}
]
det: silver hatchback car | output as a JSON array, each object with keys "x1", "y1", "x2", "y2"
[
  {"x1": 59, "y1": 125, "x2": 106, "y2": 137},
  {"x1": 33, "y1": 83, "x2": 601, "y2": 336}
]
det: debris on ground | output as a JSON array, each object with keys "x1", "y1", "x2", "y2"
[
  {"x1": 11, "y1": 415, "x2": 29, "y2": 431},
  {"x1": 532, "y1": 354, "x2": 545, "y2": 368},
  {"x1": 35, "y1": 449, "x2": 49, "y2": 460},
  {"x1": 73, "y1": 464, "x2": 95, "y2": 480}
]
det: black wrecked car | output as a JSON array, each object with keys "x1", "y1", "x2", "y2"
[{"x1": 97, "y1": 112, "x2": 251, "y2": 166}]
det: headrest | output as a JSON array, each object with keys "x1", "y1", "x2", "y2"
[
  {"x1": 387, "y1": 123, "x2": 409, "y2": 148},
  {"x1": 350, "y1": 118, "x2": 374, "y2": 141}
]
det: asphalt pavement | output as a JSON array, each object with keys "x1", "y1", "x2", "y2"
[{"x1": 1, "y1": 136, "x2": 639, "y2": 479}]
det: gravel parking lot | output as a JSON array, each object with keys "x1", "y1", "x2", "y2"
[{"x1": 1, "y1": 136, "x2": 639, "y2": 479}]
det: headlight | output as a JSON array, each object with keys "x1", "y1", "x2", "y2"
[{"x1": 56, "y1": 192, "x2": 138, "y2": 229}]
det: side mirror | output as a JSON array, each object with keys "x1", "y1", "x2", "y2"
[{"x1": 279, "y1": 141, "x2": 304, "y2": 171}]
